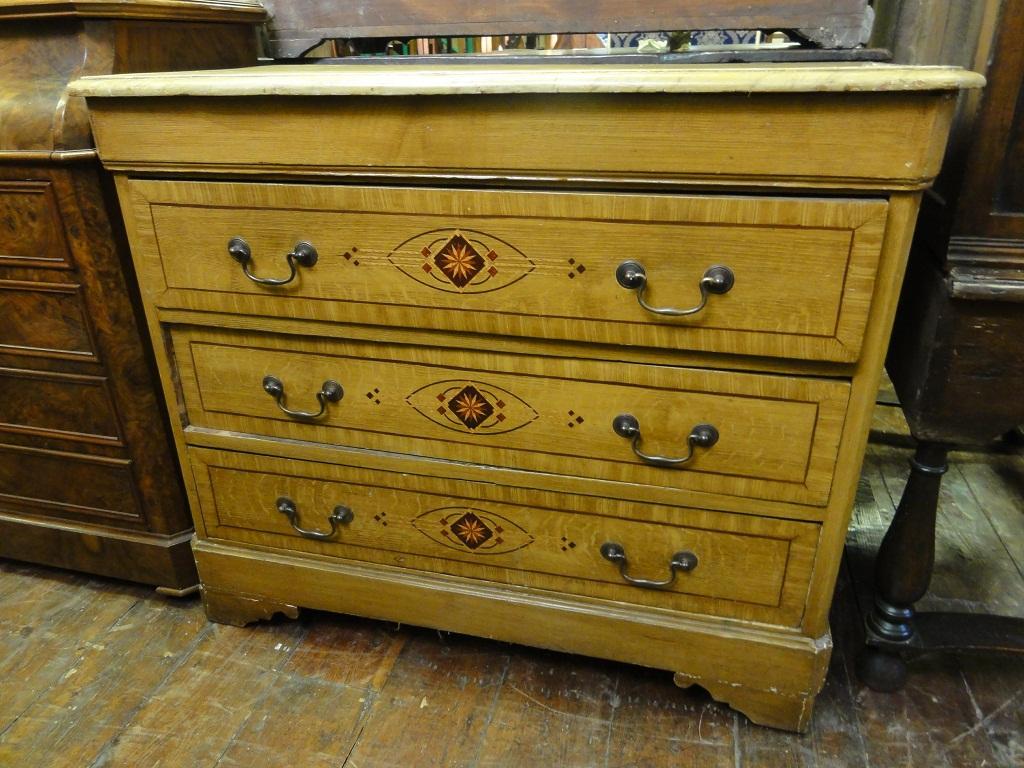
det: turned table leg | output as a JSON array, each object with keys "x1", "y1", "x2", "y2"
[{"x1": 857, "y1": 441, "x2": 949, "y2": 692}]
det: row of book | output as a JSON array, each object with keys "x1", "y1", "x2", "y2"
[
  {"x1": 399, "y1": 34, "x2": 606, "y2": 55},
  {"x1": 307, "y1": 34, "x2": 610, "y2": 58},
  {"x1": 304, "y1": 31, "x2": 794, "y2": 58}
]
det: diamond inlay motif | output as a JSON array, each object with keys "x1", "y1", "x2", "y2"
[
  {"x1": 389, "y1": 227, "x2": 534, "y2": 294},
  {"x1": 413, "y1": 506, "x2": 535, "y2": 555},
  {"x1": 434, "y1": 233, "x2": 485, "y2": 288},
  {"x1": 448, "y1": 385, "x2": 494, "y2": 429},
  {"x1": 406, "y1": 379, "x2": 538, "y2": 435},
  {"x1": 450, "y1": 512, "x2": 493, "y2": 550}
]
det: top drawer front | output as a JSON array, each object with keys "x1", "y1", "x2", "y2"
[{"x1": 130, "y1": 180, "x2": 888, "y2": 362}]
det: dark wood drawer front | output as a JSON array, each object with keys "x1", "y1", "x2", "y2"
[
  {"x1": 0, "y1": 367, "x2": 121, "y2": 445},
  {"x1": 0, "y1": 280, "x2": 97, "y2": 360},
  {"x1": 0, "y1": 443, "x2": 142, "y2": 524},
  {"x1": 0, "y1": 181, "x2": 72, "y2": 270}
]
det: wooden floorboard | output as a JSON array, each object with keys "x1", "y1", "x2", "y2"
[
  {"x1": 957, "y1": 653, "x2": 1024, "y2": 768},
  {"x1": 1, "y1": 416, "x2": 1022, "y2": 767},
  {"x1": 956, "y1": 453, "x2": 1024, "y2": 582},
  {"x1": 0, "y1": 592, "x2": 208, "y2": 768},
  {"x1": 343, "y1": 630, "x2": 509, "y2": 767}
]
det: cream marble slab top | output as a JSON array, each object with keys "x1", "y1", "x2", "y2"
[{"x1": 70, "y1": 63, "x2": 985, "y2": 99}]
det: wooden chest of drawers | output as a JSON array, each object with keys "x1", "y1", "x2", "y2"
[{"x1": 74, "y1": 63, "x2": 982, "y2": 730}]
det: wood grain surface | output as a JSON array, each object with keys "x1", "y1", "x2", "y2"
[
  {"x1": 0, "y1": 442, "x2": 141, "y2": 523},
  {"x1": 172, "y1": 325, "x2": 850, "y2": 507},
  {"x1": 0, "y1": 18, "x2": 259, "y2": 155},
  {"x1": 0, "y1": 0, "x2": 265, "y2": 21},
  {"x1": 0, "y1": 366, "x2": 121, "y2": 444},
  {"x1": 0, "y1": 278, "x2": 96, "y2": 359},
  {"x1": 953, "y1": 0, "x2": 1024, "y2": 238},
  {"x1": 91, "y1": 89, "x2": 962, "y2": 190},
  {"x1": 1, "y1": 432, "x2": 1020, "y2": 764},
  {"x1": 92, "y1": 69, "x2": 973, "y2": 730},
  {"x1": 135, "y1": 180, "x2": 888, "y2": 363},
  {"x1": 189, "y1": 445, "x2": 820, "y2": 627},
  {"x1": 193, "y1": 539, "x2": 831, "y2": 716},
  {"x1": 0, "y1": 515, "x2": 196, "y2": 586},
  {"x1": 797, "y1": 192, "x2": 924, "y2": 639},
  {"x1": 0, "y1": 10, "x2": 260, "y2": 587},
  {"x1": 181, "y1": 417, "x2": 833, "y2": 526},
  {"x1": 0, "y1": 181, "x2": 72, "y2": 268}
]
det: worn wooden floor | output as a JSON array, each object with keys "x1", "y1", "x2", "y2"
[{"x1": 0, "y1": 407, "x2": 1021, "y2": 767}]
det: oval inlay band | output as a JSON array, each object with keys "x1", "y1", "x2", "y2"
[
  {"x1": 412, "y1": 506, "x2": 535, "y2": 555},
  {"x1": 388, "y1": 228, "x2": 535, "y2": 294},
  {"x1": 406, "y1": 379, "x2": 539, "y2": 435}
]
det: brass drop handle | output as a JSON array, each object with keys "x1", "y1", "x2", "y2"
[
  {"x1": 612, "y1": 414, "x2": 718, "y2": 468},
  {"x1": 263, "y1": 375, "x2": 343, "y2": 420},
  {"x1": 276, "y1": 497, "x2": 353, "y2": 541},
  {"x1": 600, "y1": 542, "x2": 698, "y2": 589},
  {"x1": 228, "y1": 236, "x2": 318, "y2": 286},
  {"x1": 616, "y1": 261, "x2": 734, "y2": 316}
]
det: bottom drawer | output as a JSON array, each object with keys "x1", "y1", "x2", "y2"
[
  {"x1": 0, "y1": 442, "x2": 142, "y2": 524},
  {"x1": 188, "y1": 446, "x2": 819, "y2": 627}
]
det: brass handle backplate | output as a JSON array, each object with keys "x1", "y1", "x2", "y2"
[
  {"x1": 612, "y1": 414, "x2": 718, "y2": 468},
  {"x1": 616, "y1": 260, "x2": 734, "y2": 316},
  {"x1": 263, "y1": 375, "x2": 343, "y2": 420},
  {"x1": 600, "y1": 542, "x2": 698, "y2": 589},
  {"x1": 229, "y1": 236, "x2": 318, "y2": 286},
  {"x1": 276, "y1": 496, "x2": 353, "y2": 541}
]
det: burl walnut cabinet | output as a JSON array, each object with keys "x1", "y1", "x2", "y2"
[
  {"x1": 75, "y1": 63, "x2": 981, "y2": 729},
  {"x1": 0, "y1": 0, "x2": 264, "y2": 590}
]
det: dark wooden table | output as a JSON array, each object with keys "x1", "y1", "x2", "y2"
[{"x1": 857, "y1": 0, "x2": 1024, "y2": 691}]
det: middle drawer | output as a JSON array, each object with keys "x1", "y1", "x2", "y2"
[{"x1": 172, "y1": 326, "x2": 849, "y2": 507}]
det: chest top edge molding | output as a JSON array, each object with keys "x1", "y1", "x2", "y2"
[{"x1": 68, "y1": 62, "x2": 985, "y2": 99}]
